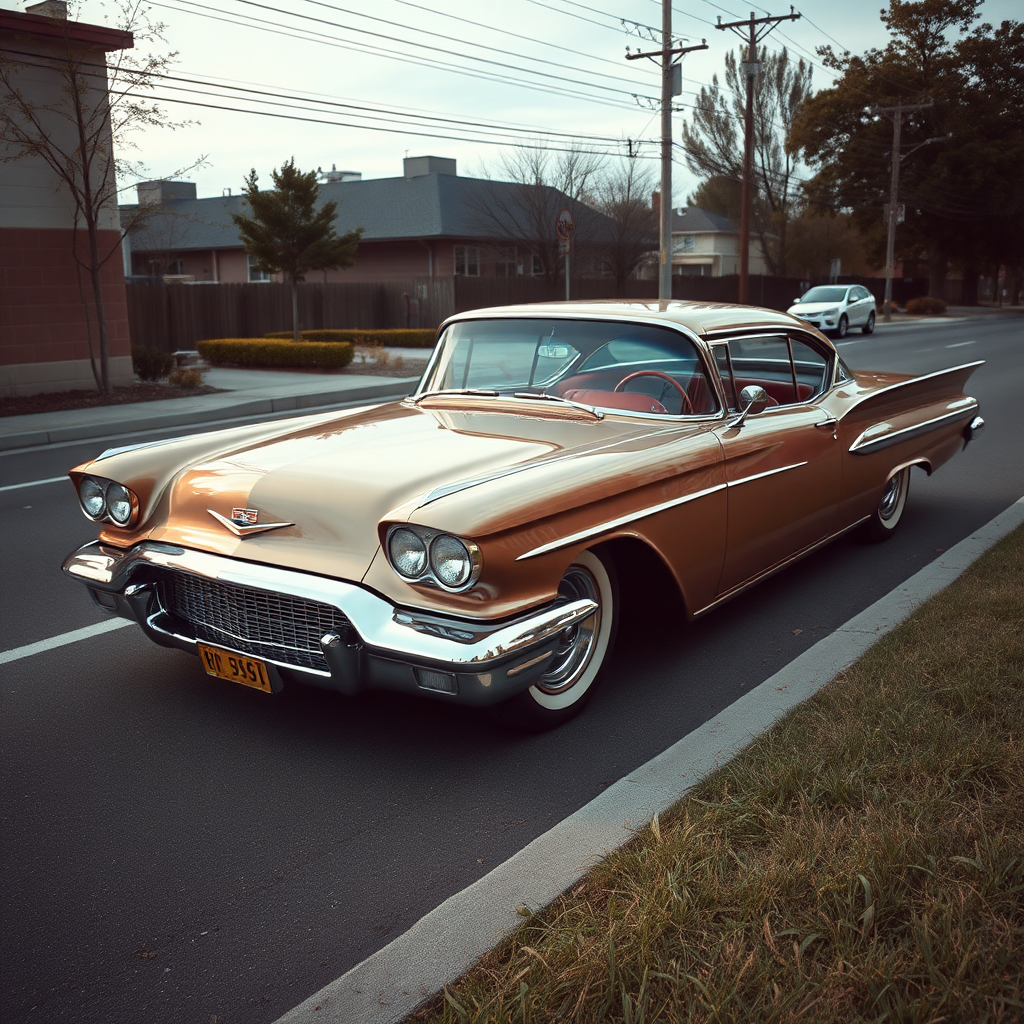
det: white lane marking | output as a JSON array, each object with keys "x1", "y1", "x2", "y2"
[
  {"x1": 0, "y1": 619, "x2": 133, "y2": 665},
  {"x1": 0, "y1": 476, "x2": 67, "y2": 493},
  {"x1": 947, "y1": 340, "x2": 977, "y2": 348}
]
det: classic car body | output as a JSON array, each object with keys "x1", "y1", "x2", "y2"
[{"x1": 63, "y1": 301, "x2": 985, "y2": 728}]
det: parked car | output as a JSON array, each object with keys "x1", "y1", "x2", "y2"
[
  {"x1": 63, "y1": 301, "x2": 984, "y2": 730},
  {"x1": 788, "y1": 284, "x2": 876, "y2": 337}
]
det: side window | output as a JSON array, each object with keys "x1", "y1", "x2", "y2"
[
  {"x1": 715, "y1": 334, "x2": 832, "y2": 409},
  {"x1": 789, "y1": 336, "x2": 830, "y2": 396}
]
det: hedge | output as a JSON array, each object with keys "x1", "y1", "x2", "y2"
[
  {"x1": 263, "y1": 328, "x2": 437, "y2": 348},
  {"x1": 197, "y1": 338, "x2": 354, "y2": 369},
  {"x1": 904, "y1": 296, "x2": 948, "y2": 315}
]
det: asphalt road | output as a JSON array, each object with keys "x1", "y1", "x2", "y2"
[{"x1": 2, "y1": 316, "x2": 1022, "y2": 1024}]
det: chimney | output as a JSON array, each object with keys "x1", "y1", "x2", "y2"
[
  {"x1": 404, "y1": 155, "x2": 457, "y2": 178},
  {"x1": 26, "y1": 0, "x2": 67, "y2": 18},
  {"x1": 651, "y1": 191, "x2": 660, "y2": 217}
]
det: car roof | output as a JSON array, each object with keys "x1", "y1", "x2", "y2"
[{"x1": 443, "y1": 299, "x2": 828, "y2": 348}]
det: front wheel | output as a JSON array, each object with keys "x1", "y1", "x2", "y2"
[
  {"x1": 863, "y1": 467, "x2": 910, "y2": 542},
  {"x1": 836, "y1": 314, "x2": 849, "y2": 339},
  {"x1": 862, "y1": 310, "x2": 876, "y2": 334},
  {"x1": 490, "y1": 549, "x2": 618, "y2": 731}
]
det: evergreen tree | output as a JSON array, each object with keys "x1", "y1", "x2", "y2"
[{"x1": 231, "y1": 159, "x2": 363, "y2": 340}]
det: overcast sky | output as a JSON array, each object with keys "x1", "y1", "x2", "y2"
[{"x1": 9, "y1": 0, "x2": 1019, "y2": 205}]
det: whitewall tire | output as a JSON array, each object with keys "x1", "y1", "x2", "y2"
[
  {"x1": 864, "y1": 467, "x2": 910, "y2": 542},
  {"x1": 490, "y1": 549, "x2": 618, "y2": 731}
]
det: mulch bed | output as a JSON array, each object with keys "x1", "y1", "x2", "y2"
[{"x1": 0, "y1": 382, "x2": 224, "y2": 418}]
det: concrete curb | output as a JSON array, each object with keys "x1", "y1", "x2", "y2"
[
  {"x1": 274, "y1": 494, "x2": 1024, "y2": 1024},
  {"x1": 0, "y1": 380, "x2": 417, "y2": 452}
]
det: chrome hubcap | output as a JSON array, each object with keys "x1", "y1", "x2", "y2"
[
  {"x1": 879, "y1": 472, "x2": 903, "y2": 520},
  {"x1": 536, "y1": 566, "x2": 601, "y2": 695}
]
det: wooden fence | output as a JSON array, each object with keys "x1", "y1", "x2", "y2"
[
  {"x1": 127, "y1": 273, "x2": 933, "y2": 351},
  {"x1": 127, "y1": 279, "x2": 453, "y2": 351}
]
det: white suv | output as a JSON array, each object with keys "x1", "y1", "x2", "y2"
[{"x1": 788, "y1": 285, "x2": 876, "y2": 338}]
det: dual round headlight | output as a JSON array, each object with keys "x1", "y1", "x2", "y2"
[
  {"x1": 387, "y1": 527, "x2": 480, "y2": 591},
  {"x1": 77, "y1": 475, "x2": 138, "y2": 527}
]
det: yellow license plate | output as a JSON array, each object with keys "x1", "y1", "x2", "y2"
[{"x1": 197, "y1": 643, "x2": 273, "y2": 693}]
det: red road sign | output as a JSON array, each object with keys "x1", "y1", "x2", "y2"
[{"x1": 556, "y1": 208, "x2": 574, "y2": 240}]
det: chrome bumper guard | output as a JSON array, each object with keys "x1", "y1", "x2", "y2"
[{"x1": 62, "y1": 541, "x2": 597, "y2": 706}]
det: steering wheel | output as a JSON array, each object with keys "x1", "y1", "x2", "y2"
[{"x1": 614, "y1": 371, "x2": 693, "y2": 415}]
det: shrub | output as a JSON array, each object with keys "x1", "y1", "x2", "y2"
[
  {"x1": 197, "y1": 338, "x2": 354, "y2": 369},
  {"x1": 263, "y1": 328, "x2": 436, "y2": 347},
  {"x1": 168, "y1": 367, "x2": 205, "y2": 388},
  {"x1": 905, "y1": 296, "x2": 948, "y2": 315},
  {"x1": 132, "y1": 346, "x2": 174, "y2": 381}
]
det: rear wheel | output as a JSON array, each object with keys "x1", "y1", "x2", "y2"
[
  {"x1": 862, "y1": 310, "x2": 876, "y2": 334},
  {"x1": 864, "y1": 467, "x2": 910, "y2": 542},
  {"x1": 490, "y1": 549, "x2": 618, "y2": 731}
]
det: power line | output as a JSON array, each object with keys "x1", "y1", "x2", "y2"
[
  {"x1": 389, "y1": 0, "x2": 657, "y2": 75},
  {"x1": 153, "y1": 0, "x2": 656, "y2": 111},
  {"x1": 290, "y1": 0, "x2": 656, "y2": 92},
  {"x1": 4, "y1": 50, "x2": 658, "y2": 158}
]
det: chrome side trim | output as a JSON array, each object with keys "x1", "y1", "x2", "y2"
[
  {"x1": 728, "y1": 461, "x2": 808, "y2": 487},
  {"x1": 516, "y1": 482, "x2": 727, "y2": 560},
  {"x1": 62, "y1": 541, "x2": 597, "y2": 670},
  {"x1": 849, "y1": 404, "x2": 978, "y2": 455},
  {"x1": 207, "y1": 509, "x2": 295, "y2": 537}
]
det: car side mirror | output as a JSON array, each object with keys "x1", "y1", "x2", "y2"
[{"x1": 727, "y1": 385, "x2": 769, "y2": 429}]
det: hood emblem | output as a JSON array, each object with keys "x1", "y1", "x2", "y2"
[{"x1": 207, "y1": 508, "x2": 294, "y2": 538}]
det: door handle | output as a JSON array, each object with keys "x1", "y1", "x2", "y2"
[{"x1": 815, "y1": 417, "x2": 838, "y2": 430}]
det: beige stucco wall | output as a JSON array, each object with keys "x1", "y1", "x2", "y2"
[{"x1": 0, "y1": 38, "x2": 119, "y2": 232}]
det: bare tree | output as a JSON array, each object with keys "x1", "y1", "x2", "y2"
[
  {"x1": 681, "y1": 47, "x2": 812, "y2": 276},
  {"x1": 588, "y1": 156, "x2": 658, "y2": 292},
  {"x1": 0, "y1": 0, "x2": 200, "y2": 392},
  {"x1": 470, "y1": 147, "x2": 606, "y2": 287}
]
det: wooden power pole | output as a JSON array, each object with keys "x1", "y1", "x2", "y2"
[
  {"x1": 626, "y1": 9, "x2": 706, "y2": 302},
  {"x1": 715, "y1": 7, "x2": 801, "y2": 304}
]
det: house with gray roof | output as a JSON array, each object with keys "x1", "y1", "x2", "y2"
[
  {"x1": 666, "y1": 204, "x2": 769, "y2": 277},
  {"x1": 123, "y1": 156, "x2": 624, "y2": 285}
]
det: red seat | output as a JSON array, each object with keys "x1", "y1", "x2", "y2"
[{"x1": 562, "y1": 389, "x2": 667, "y2": 414}]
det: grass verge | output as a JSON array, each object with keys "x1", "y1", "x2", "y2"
[{"x1": 410, "y1": 525, "x2": 1024, "y2": 1023}]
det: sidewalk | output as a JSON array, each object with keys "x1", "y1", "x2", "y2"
[{"x1": 0, "y1": 363, "x2": 423, "y2": 452}]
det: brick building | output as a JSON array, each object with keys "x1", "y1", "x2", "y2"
[{"x1": 1, "y1": 2, "x2": 133, "y2": 396}]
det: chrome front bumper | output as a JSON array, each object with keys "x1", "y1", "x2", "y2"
[{"x1": 62, "y1": 541, "x2": 597, "y2": 706}]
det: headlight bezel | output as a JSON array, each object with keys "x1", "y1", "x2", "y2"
[
  {"x1": 384, "y1": 524, "x2": 482, "y2": 593},
  {"x1": 76, "y1": 475, "x2": 140, "y2": 528}
]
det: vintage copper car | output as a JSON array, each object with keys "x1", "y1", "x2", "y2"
[{"x1": 62, "y1": 301, "x2": 985, "y2": 729}]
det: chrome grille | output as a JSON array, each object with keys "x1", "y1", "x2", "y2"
[{"x1": 159, "y1": 570, "x2": 356, "y2": 672}]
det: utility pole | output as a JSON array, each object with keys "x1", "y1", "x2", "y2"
[
  {"x1": 626, "y1": 12, "x2": 707, "y2": 302},
  {"x1": 715, "y1": 7, "x2": 801, "y2": 304},
  {"x1": 872, "y1": 99, "x2": 933, "y2": 322}
]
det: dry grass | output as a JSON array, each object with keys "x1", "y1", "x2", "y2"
[{"x1": 410, "y1": 526, "x2": 1024, "y2": 1024}]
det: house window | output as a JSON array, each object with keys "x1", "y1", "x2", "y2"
[
  {"x1": 494, "y1": 247, "x2": 520, "y2": 277},
  {"x1": 454, "y1": 245, "x2": 480, "y2": 277},
  {"x1": 673, "y1": 234, "x2": 696, "y2": 254},
  {"x1": 531, "y1": 254, "x2": 545, "y2": 276},
  {"x1": 247, "y1": 255, "x2": 272, "y2": 283}
]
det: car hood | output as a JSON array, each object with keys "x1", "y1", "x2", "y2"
[
  {"x1": 788, "y1": 301, "x2": 844, "y2": 315},
  {"x1": 95, "y1": 399, "x2": 662, "y2": 584}
]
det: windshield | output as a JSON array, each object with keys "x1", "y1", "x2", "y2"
[
  {"x1": 420, "y1": 318, "x2": 718, "y2": 417},
  {"x1": 799, "y1": 286, "x2": 848, "y2": 303}
]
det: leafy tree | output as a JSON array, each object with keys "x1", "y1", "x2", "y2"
[
  {"x1": 681, "y1": 47, "x2": 813, "y2": 276},
  {"x1": 0, "y1": 0, "x2": 199, "y2": 393},
  {"x1": 231, "y1": 159, "x2": 363, "y2": 341},
  {"x1": 791, "y1": 0, "x2": 1024, "y2": 301}
]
